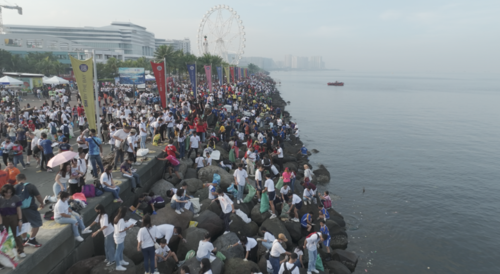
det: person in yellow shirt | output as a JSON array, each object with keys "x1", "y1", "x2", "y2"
[{"x1": 219, "y1": 125, "x2": 226, "y2": 142}]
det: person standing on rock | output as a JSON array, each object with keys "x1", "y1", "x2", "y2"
[
  {"x1": 278, "y1": 253, "x2": 300, "y2": 274},
  {"x1": 113, "y1": 206, "x2": 134, "y2": 272},
  {"x1": 213, "y1": 188, "x2": 234, "y2": 234},
  {"x1": 112, "y1": 125, "x2": 131, "y2": 171},
  {"x1": 196, "y1": 232, "x2": 217, "y2": 261},
  {"x1": 303, "y1": 232, "x2": 325, "y2": 274},
  {"x1": 263, "y1": 173, "x2": 277, "y2": 219},
  {"x1": 233, "y1": 164, "x2": 249, "y2": 204},
  {"x1": 137, "y1": 214, "x2": 158, "y2": 274},
  {"x1": 187, "y1": 132, "x2": 201, "y2": 159},
  {"x1": 269, "y1": 233, "x2": 292, "y2": 274},
  {"x1": 82, "y1": 129, "x2": 104, "y2": 178},
  {"x1": 87, "y1": 204, "x2": 115, "y2": 266},
  {"x1": 243, "y1": 147, "x2": 257, "y2": 176}
]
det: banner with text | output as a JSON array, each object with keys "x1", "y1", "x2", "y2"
[
  {"x1": 224, "y1": 67, "x2": 230, "y2": 83},
  {"x1": 69, "y1": 55, "x2": 96, "y2": 130},
  {"x1": 204, "y1": 65, "x2": 212, "y2": 93},
  {"x1": 230, "y1": 67, "x2": 235, "y2": 83},
  {"x1": 187, "y1": 63, "x2": 197, "y2": 96},
  {"x1": 216, "y1": 66, "x2": 223, "y2": 86},
  {"x1": 150, "y1": 61, "x2": 166, "y2": 108},
  {"x1": 118, "y1": 67, "x2": 145, "y2": 85}
]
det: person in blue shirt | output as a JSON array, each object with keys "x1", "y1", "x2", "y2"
[
  {"x1": 81, "y1": 129, "x2": 104, "y2": 179},
  {"x1": 56, "y1": 130, "x2": 65, "y2": 142},
  {"x1": 318, "y1": 204, "x2": 330, "y2": 221},
  {"x1": 319, "y1": 219, "x2": 331, "y2": 257},
  {"x1": 58, "y1": 137, "x2": 72, "y2": 152},
  {"x1": 300, "y1": 211, "x2": 314, "y2": 232},
  {"x1": 298, "y1": 145, "x2": 308, "y2": 160},
  {"x1": 38, "y1": 133, "x2": 54, "y2": 172}
]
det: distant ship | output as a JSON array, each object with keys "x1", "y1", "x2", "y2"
[{"x1": 328, "y1": 81, "x2": 344, "y2": 86}]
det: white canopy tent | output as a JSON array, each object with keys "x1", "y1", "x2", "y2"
[
  {"x1": 145, "y1": 74, "x2": 156, "y2": 81},
  {"x1": 0, "y1": 76, "x2": 23, "y2": 85},
  {"x1": 48, "y1": 76, "x2": 69, "y2": 84},
  {"x1": 43, "y1": 76, "x2": 59, "y2": 85}
]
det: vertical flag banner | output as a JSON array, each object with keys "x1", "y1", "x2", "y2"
[
  {"x1": 69, "y1": 55, "x2": 96, "y2": 130},
  {"x1": 230, "y1": 67, "x2": 235, "y2": 83},
  {"x1": 204, "y1": 65, "x2": 212, "y2": 93},
  {"x1": 235, "y1": 67, "x2": 239, "y2": 80},
  {"x1": 187, "y1": 63, "x2": 197, "y2": 96},
  {"x1": 224, "y1": 67, "x2": 230, "y2": 83},
  {"x1": 216, "y1": 66, "x2": 223, "y2": 86},
  {"x1": 150, "y1": 61, "x2": 167, "y2": 108}
]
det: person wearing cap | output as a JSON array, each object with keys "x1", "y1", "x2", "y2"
[{"x1": 269, "y1": 233, "x2": 292, "y2": 274}]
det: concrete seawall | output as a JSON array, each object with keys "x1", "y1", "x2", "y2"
[{"x1": 6, "y1": 149, "x2": 164, "y2": 274}]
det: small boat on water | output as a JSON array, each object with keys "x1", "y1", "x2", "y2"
[{"x1": 328, "y1": 81, "x2": 344, "y2": 86}]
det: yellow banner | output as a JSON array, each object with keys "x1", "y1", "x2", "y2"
[
  {"x1": 224, "y1": 66, "x2": 230, "y2": 83},
  {"x1": 69, "y1": 56, "x2": 96, "y2": 130}
]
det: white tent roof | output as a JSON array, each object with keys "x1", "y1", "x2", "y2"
[
  {"x1": 0, "y1": 76, "x2": 23, "y2": 85},
  {"x1": 43, "y1": 76, "x2": 59, "y2": 85},
  {"x1": 49, "y1": 76, "x2": 69, "y2": 84},
  {"x1": 145, "y1": 74, "x2": 156, "y2": 81}
]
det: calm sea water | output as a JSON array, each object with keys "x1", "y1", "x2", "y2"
[{"x1": 271, "y1": 71, "x2": 500, "y2": 274}]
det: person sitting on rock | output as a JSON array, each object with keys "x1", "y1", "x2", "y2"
[
  {"x1": 317, "y1": 204, "x2": 330, "y2": 221},
  {"x1": 170, "y1": 189, "x2": 189, "y2": 215},
  {"x1": 303, "y1": 186, "x2": 314, "y2": 205},
  {"x1": 301, "y1": 212, "x2": 314, "y2": 232},
  {"x1": 232, "y1": 236, "x2": 258, "y2": 262},
  {"x1": 154, "y1": 238, "x2": 182, "y2": 273}
]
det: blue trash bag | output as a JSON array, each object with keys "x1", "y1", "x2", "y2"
[{"x1": 213, "y1": 173, "x2": 221, "y2": 184}]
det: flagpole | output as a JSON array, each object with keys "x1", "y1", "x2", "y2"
[
  {"x1": 195, "y1": 61, "x2": 198, "y2": 103},
  {"x1": 164, "y1": 57, "x2": 168, "y2": 107},
  {"x1": 92, "y1": 50, "x2": 101, "y2": 138}
]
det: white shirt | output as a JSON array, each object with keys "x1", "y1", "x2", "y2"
[
  {"x1": 113, "y1": 219, "x2": 127, "y2": 244},
  {"x1": 234, "y1": 169, "x2": 248, "y2": 186},
  {"x1": 197, "y1": 240, "x2": 214, "y2": 258},
  {"x1": 100, "y1": 172, "x2": 114, "y2": 188},
  {"x1": 264, "y1": 179, "x2": 275, "y2": 192},
  {"x1": 77, "y1": 135, "x2": 88, "y2": 149},
  {"x1": 278, "y1": 262, "x2": 300, "y2": 274},
  {"x1": 54, "y1": 199, "x2": 69, "y2": 219},
  {"x1": 77, "y1": 158, "x2": 87, "y2": 175},
  {"x1": 155, "y1": 224, "x2": 175, "y2": 244},
  {"x1": 155, "y1": 245, "x2": 170, "y2": 257},
  {"x1": 270, "y1": 240, "x2": 286, "y2": 257},
  {"x1": 127, "y1": 135, "x2": 136, "y2": 152},
  {"x1": 137, "y1": 226, "x2": 158, "y2": 249},
  {"x1": 195, "y1": 157, "x2": 205, "y2": 168},
  {"x1": 139, "y1": 123, "x2": 148, "y2": 136},
  {"x1": 95, "y1": 214, "x2": 114, "y2": 237},
  {"x1": 218, "y1": 193, "x2": 233, "y2": 214},
  {"x1": 190, "y1": 135, "x2": 200, "y2": 148},
  {"x1": 280, "y1": 186, "x2": 291, "y2": 196},
  {"x1": 263, "y1": 232, "x2": 276, "y2": 243},
  {"x1": 205, "y1": 157, "x2": 212, "y2": 166},
  {"x1": 255, "y1": 169, "x2": 262, "y2": 181},
  {"x1": 239, "y1": 237, "x2": 257, "y2": 251},
  {"x1": 277, "y1": 147, "x2": 283, "y2": 158},
  {"x1": 304, "y1": 169, "x2": 313, "y2": 181},
  {"x1": 113, "y1": 129, "x2": 129, "y2": 148},
  {"x1": 305, "y1": 233, "x2": 322, "y2": 251},
  {"x1": 291, "y1": 194, "x2": 302, "y2": 205}
]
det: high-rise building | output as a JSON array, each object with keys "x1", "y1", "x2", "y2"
[
  {"x1": 280, "y1": 55, "x2": 325, "y2": 69},
  {"x1": 155, "y1": 38, "x2": 191, "y2": 54},
  {"x1": 284, "y1": 54, "x2": 293, "y2": 68},
  {"x1": 239, "y1": 56, "x2": 275, "y2": 70}
]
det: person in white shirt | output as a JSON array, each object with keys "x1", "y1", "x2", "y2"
[
  {"x1": 101, "y1": 165, "x2": 123, "y2": 203},
  {"x1": 263, "y1": 173, "x2": 277, "y2": 219},
  {"x1": 112, "y1": 126, "x2": 131, "y2": 170},
  {"x1": 155, "y1": 238, "x2": 181, "y2": 271},
  {"x1": 303, "y1": 232, "x2": 325, "y2": 274},
  {"x1": 287, "y1": 193, "x2": 303, "y2": 223},
  {"x1": 278, "y1": 253, "x2": 300, "y2": 274},
  {"x1": 187, "y1": 133, "x2": 200, "y2": 159},
  {"x1": 303, "y1": 164, "x2": 314, "y2": 184},
  {"x1": 212, "y1": 189, "x2": 234, "y2": 234},
  {"x1": 254, "y1": 165, "x2": 264, "y2": 202},
  {"x1": 53, "y1": 191, "x2": 91, "y2": 242},
  {"x1": 199, "y1": 258, "x2": 213, "y2": 274},
  {"x1": 113, "y1": 206, "x2": 135, "y2": 271},
  {"x1": 126, "y1": 130, "x2": 138, "y2": 165},
  {"x1": 269, "y1": 233, "x2": 292, "y2": 274},
  {"x1": 272, "y1": 145, "x2": 284, "y2": 172},
  {"x1": 155, "y1": 224, "x2": 184, "y2": 244},
  {"x1": 205, "y1": 152, "x2": 212, "y2": 167},
  {"x1": 196, "y1": 233, "x2": 217, "y2": 261},
  {"x1": 87, "y1": 204, "x2": 115, "y2": 266},
  {"x1": 137, "y1": 215, "x2": 159, "y2": 274},
  {"x1": 232, "y1": 236, "x2": 258, "y2": 262},
  {"x1": 233, "y1": 164, "x2": 249, "y2": 204},
  {"x1": 258, "y1": 226, "x2": 276, "y2": 251},
  {"x1": 139, "y1": 117, "x2": 148, "y2": 149},
  {"x1": 244, "y1": 147, "x2": 257, "y2": 176},
  {"x1": 194, "y1": 153, "x2": 205, "y2": 172}
]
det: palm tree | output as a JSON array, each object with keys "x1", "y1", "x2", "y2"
[
  {"x1": 105, "y1": 57, "x2": 122, "y2": 77},
  {"x1": 154, "y1": 45, "x2": 178, "y2": 74}
]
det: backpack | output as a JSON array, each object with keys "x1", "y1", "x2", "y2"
[
  {"x1": 282, "y1": 263, "x2": 296, "y2": 274},
  {"x1": 94, "y1": 179, "x2": 105, "y2": 192},
  {"x1": 82, "y1": 184, "x2": 95, "y2": 198},
  {"x1": 50, "y1": 123, "x2": 57, "y2": 135},
  {"x1": 323, "y1": 198, "x2": 332, "y2": 209},
  {"x1": 263, "y1": 158, "x2": 271, "y2": 166},
  {"x1": 16, "y1": 183, "x2": 33, "y2": 209},
  {"x1": 63, "y1": 125, "x2": 69, "y2": 135}
]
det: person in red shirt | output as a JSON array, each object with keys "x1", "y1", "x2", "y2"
[
  {"x1": 164, "y1": 140, "x2": 179, "y2": 158},
  {"x1": 77, "y1": 104, "x2": 85, "y2": 117}
]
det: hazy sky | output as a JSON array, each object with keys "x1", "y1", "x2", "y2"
[{"x1": 2, "y1": 0, "x2": 499, "y2": 73}]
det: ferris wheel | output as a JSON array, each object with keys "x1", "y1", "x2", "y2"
[{"x1": 198, "y1": 5, "x2": 246, "y2": 65}]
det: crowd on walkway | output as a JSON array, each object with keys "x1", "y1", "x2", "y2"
[{"x1": 0, "y1": 74, "x2": 332, "y2": 274}]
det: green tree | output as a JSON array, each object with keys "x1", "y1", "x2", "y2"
[{"x1": 154, "y1": 45, "x2": 179, "y2": 74}]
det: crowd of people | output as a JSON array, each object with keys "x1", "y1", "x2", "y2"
[{"x1": 0, "y1": 73, "x2": 332, "y2": 274}]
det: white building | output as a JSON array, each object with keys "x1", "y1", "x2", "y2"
[
  {"x1": 155, "y1": 38, "x2": 191, "y2": 54},
  {"x1": 239, "y1": 56, "x2": 275, "y2": 70}
]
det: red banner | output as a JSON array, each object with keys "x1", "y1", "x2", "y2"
[
  {"x1": 230, "y1": 67, "x2": 235, "y2": 83},
  {"x1": 150, "y1": 61, "x2": 166, "y2": 108}
]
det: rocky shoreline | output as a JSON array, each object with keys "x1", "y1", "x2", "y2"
[{"x1": 66, "y1": 79, "x2": 359, "y2": 274}]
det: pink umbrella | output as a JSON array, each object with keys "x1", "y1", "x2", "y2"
[{"x1": 47, "y1": 151, "x2": 78, "y2": 168}]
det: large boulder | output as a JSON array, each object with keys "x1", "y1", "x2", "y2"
[
  {"x1": 325, "y1": 260, "x2": 351, "y2": 274},
  {"x1": 283, "y1": 161, "x2": 298, "y2": 171},
  {"x1": 65, "y1": 256, "x2": 105, "y2": 274},
  {"x1": 313, "y1": 165, "x2": 331, "y2": 183},
  {"x1": 229, "y1": 214, "x2": 258, "y2": 237},
  {"x1": 214, "y1": 145, "x2": 229, "y2": 159},
  {"x1": 90, "y1": 255, "x2": 135, "y2": 274},
  {"x1": 123, "y1": 227, "x2": 143, "y2": 264},
  {"x1": 332, "y1": 249, "x2": 358, "y2": 272},
  {"x1": 149, "y1": 179, "x2": 175, "y2": 200},
  {"x1": 284, "y1": 221, "x2": 303, "y2": 243},
  {"x1": 330, "y1": 230, "x2": 349, "y2": 250},
  {"x1": 251, "y1": 204, "x2": 271, "y2": 226},
  {"x1": 200, "y1": 198, "x2": 222, "y2": 216},
  {"x1": 179, "y1": 256, "x2": 224, "y2": 274},
  {"x1": 164, "y1": 172, "x2": 184, "y2": 185},
  {"x1": 223, "y1": 258, "x2": 260, "y2": 274},
  {"x1": 185, "y1": 168, "x2": 198, "y2": 179},
  {"x1": 194, "y1": 187, "x2": 209, "y2": 201},
  {"x1": 213, "y1": 232, "x2": 244, "y2": 259},
  {"x1": 198, "y1": 166, "x2": 234, "y2": 190},
  {"x1": 151, "y1": 205, "x2": 193, "y2": 229},
  {"x1": 182, "y1": 178, "x2": 204, "y2": 195},
  {"x1": 261, "y1": 218, "x2": 292, "y2": 248},
  {"x1": 195, "y1": 210, "x2": 225, "y2": 239},
  {"x1": 234, "y1": 200, "x2": 256, "y2": 217},
  {"x1": 177, "y1": 227, "x2": 209, "y2": 260}
]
